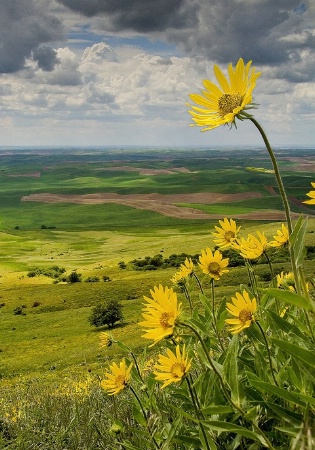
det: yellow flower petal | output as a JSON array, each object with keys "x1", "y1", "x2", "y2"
[
  {"x1": 188, "y1": 58, "x2": 261, "y2": 130},
  {"x1": 225, "y1": 290, "x2": 257, "y2": 334}
]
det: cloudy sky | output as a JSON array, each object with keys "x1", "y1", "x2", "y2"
[{"x1": 0, "y1": 0, "x2": 314, "y2": 148}]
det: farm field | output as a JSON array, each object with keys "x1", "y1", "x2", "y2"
[
  {"x1": 0, "y1": 146, "x2": 315, "y2": 448},
  {"x1": 1, "y1": 146, "x2": 315, "y2": 359}
]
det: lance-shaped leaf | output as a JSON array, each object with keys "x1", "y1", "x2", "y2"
[
  {"x1": 262, "y1": 288, "x2": 314, "y2": 311},
  {"x1": 223, "y1": 334, "x2": 244, "y2": 407},
  {"x1": 272, "y1": 338, "x2": 315, "y2": 370},
  {"x1": 289, "y1": 215, "x2": 308, "y2": 268}
]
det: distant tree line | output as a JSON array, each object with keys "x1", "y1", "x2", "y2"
[{"x1": 120, "y1": 246, "x2": 315, "y2": 272}]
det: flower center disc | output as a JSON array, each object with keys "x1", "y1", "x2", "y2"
[
  {"x1": 224, "y1": 230, "x2": 235, "y2": 242},
  {"x1": 238, "y1": 309, "x2": 252, "y2": 323},
  {"x1": 171, "y1": 362, "x2": 185, "y2": 378},
  {"x1": 218, "y1": 93, "x2": 243, "y2": 117},
  {"x1": 115, "y1": 375, "x2": 126, "y2": 388},
  {"x1": 160, "y1": 312, "x2": 173, "y2": 328},
  {"x1": 208, "y1": 262, "x2": 221, "y2": 274}
]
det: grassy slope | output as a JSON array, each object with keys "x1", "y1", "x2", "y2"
[{"x1": 0, "y1": 148, "x2": 314, "y2": 384}]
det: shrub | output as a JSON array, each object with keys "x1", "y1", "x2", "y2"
[
  {"x1": 32, "y1": 301, "x2": 41, "y2": 308},
  {"x1": 67, "y1": 271, "x2": 82, "y2": 283},
  {"x1": 88, "y1": 300, "x2": 123, "y2": 328},
  {"x1": 14, "y1": 306, "x2": 26, "y2": 315},
  {"x1": 85, "y1": 276, "x2": 100, "y2": 283}
]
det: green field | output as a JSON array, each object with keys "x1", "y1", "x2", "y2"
[
  {"x1": 0, "y1": 147, "x2": 315, "y2": 448},
  {"x1": 0, "y1": 146, "x2": 315, "y2": 379}
]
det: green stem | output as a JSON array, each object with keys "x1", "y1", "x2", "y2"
[
  {"x1": 129, "y1": 351, "x2": 145, "y2": 385},
  {"x1": 129, "y1": 386, "x2": 160, "y2": 449},
  {"x1": 211, "y1": 279, "x2": 216, "y2": 327},
  {"x1": 183, "y1": 282, "x2": 193, "y2": 315},
  {"x1": 186, "y1": 377, "x2": 211, "y2": 450},
  {"x1": 193, "y1": 272, "x2": 204, "y2": 295},
  {"x1": 245, "y1": 260, "x2": 259, "y2": 300},
  {"x1": 180, "y1": 321, "x2": 275, "y2": 450},
  {"x1": 249, "y1": 118, "x2": 292, "y2": 234},
  {"x1": 188, "y1": 374, "x2": 203, "y2": 416},
  {"x1": 255, "y1": 321, "x2": 279, "y2": 387},
  {"x1": 211, "y1": 279, "x2": 225, "y2": 352},
  {"x1": 249, "y1": 117, "x2": 301, "y2": 294},
  {"x1": 264, "y1": 251, "x2": 279, "y2": 314}
]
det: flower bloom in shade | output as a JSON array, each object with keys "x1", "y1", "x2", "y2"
[
  {"x1": 233, "y1": 231, "x2": 268, "y2": 259},
  {"x1": 99, "y1": 331, "x2": 113, "y2": 348},
  {"x1": 101, "y1": 360, "x2": 133, "y2": 395},
  {"x1": 225, "y1": 290, "x2": 257, "y2": 334},
  {"x1": 171, "y1": 271, "x2": 184, "y2": 284},
  {"x1": 139, "y1": 285, "x2": 181, "y2": 346},
  {"x1": 187, "y1": 58, "x2": 261, "y2": 131},
  {"x1": 269, "y1": 224, "x2": 289, "y2": 248},
  {"x1": 198, "y1": 248, "x2": 229, "y2": 280},
  {"x1": 154, "y1": 345, "x2": 192, "y2": 388},
  {"x1": 303, "y1": 181, "x2": 315, "y2": 205},
  {"x1": 212, "y1": 218, "x2": 241, "y2": 248},
  {"x1": 171, "y1": 258, "x2": 194, "y2": 284},
  {"x1": 180, "y1": 258, "x2": 195, "y2": 277},
  {"x1": 276, "y1": 271, "x2": 309, "y2": 294},
  {"x1": 277, "y1": 271, "x2": 296, "y2": 292}
]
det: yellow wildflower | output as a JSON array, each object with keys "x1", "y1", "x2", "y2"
[
  {"x1": 139, "y1": 285, "x2": 181, "y2": 346},
  {"x1": 212, "y1": 218, "x2": 241, "y2": 248},
  {"x1": 233, "y1": 231, "x2": 268, "y2": 259},
  {"x1": 226, "y1": 290, "x2": 257, "y2": 334},
  {"x1": 187, "y1": 58, "x2": 261, "y2": 130},
  {"x1": 303, "y1": 181, "x2": 315, "y2": 205},
  {"x1": 154, "y1": 345, "x2": 191, "y2": 388},
  {"x1": 99, "y1": 331, "x2": 114, "y2": 348},
  {"x1": 171, "y1": 258, "x2": 195, "y2": 284},
  {"x1": 269, "y1": 224, "x2": 289, "y2": 248},
  {"x1": 101, "y1": 360, "x2": 133, "y2": 395},
  {"x1": 198, "y1": 248, "x2": 229, "y2": 280}
]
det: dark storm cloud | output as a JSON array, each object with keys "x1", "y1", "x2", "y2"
[
  {"x1": 58, "y1": 0, "x2": 312, "y2": 72},
  {"x1": 32, "y1": 47, "x2": 61, "y2": 72},
  {"x1": 57, "y1": 0, "x2": 197, "y2": 32},
  {"x1": 176, "y1": 0, "x2": 313, "y2": 66},
  {"x1": 0, "y1": 0, "x2": 64, "y2": 73}
]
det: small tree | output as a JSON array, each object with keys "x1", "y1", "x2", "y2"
[
  {"x1": 88, "y1": 300, "x2": 123, "y2": 329},
  {"x1": 67, "y1": 271, "x2": 82, "y2": 283}
]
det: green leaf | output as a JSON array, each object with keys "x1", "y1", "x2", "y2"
[
  {"x1": 265, "y1": 402, "x2": 302, "y2": 425},
  {"x1": 199, "y1": 293, "x2": 213, "y2": 318},
  {"x1": 132, "y1": 404, "x2": 147, "y2": 427},
  {"x1": 201, "y1": 405, "x2": 234, "y2": 415},
  {"x1": 187, "y1": 318, "x2": 210, "y2": 336},
  {"x1": 194, "y1": 368, "x2": 215, "y2": 405},
  {"x1": 266, "y1": 310, "x2": 306, "y2": 339},
  {"x1": 223, "y1": 334, "x2": 243, "y2": 407},
  {"x1": 202, "y1": 421, "x2": 264, "y2": 444},
  {"x1": 262, "y1": 288, "x2": 314, "y2": 311},
  {"x1": 274, "y1": 426, "x2": 301, "y2": 438},
  {"x1": 289, "y1": 215, "x2": 308, "y2": 268},
  {"x1": 272, "y1": 338, "x2": 315, "y2": 370},
  {"x1": 116, "y1": 340, "x2": 131, "y2": 352},
  {"x1": 160, "y1": 415, "x2": 181, "y2": 448},
  {"x1": 199, "y1": 426, "x2": 217, "y2": 450},
  {"x1": 174, "y1": 435, "x2": 202, "y2": 447},
  {"x1": 248, "y1": 378, "x2": 305, "y2": 407},
  {"x1": 217, "y1": 309, "x2": 228, "y2": 333}
]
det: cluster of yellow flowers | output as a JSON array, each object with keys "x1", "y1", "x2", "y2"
[
  {"x1": 99, "y1": 216, "x2": 301, "y2": 394},
  {"x1": 99, "y1": 56, "x2": 315, "y2": 399}
]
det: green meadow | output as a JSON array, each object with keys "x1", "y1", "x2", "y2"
[
  {"x1": 0, "y1": 147, "x2": 314, "y2": 447},
  {"x1": 1, "y1": 147, "x2": 315, "y2": 374}
]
